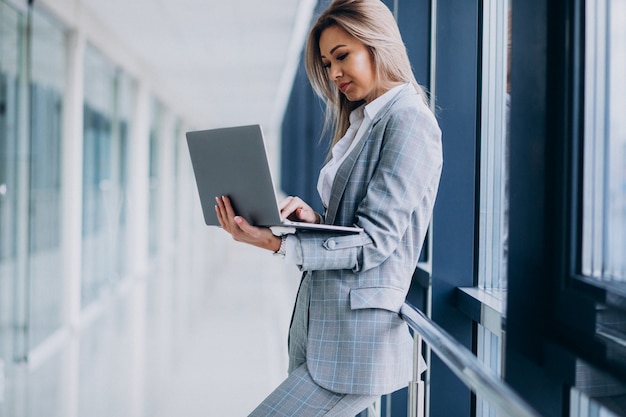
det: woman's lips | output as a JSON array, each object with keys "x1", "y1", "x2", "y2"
[{"x1": 338, "y1": 82, "x2": 351, "y2": 93}]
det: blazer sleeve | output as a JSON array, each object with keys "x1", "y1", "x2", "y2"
[{"x1": 294, "y1": 100, "x2": 443, "y2": 272}]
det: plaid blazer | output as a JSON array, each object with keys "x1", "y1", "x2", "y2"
[{"x1": 292, "y1": 85, "x2": 443, "y2": 395}]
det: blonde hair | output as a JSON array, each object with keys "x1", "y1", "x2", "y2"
[{"x1": 305, "y1": 0, "x2": 428, "y2": 147}]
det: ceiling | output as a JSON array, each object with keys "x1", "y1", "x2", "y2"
[{"x1": 79, "y1": 0, "x2": 317, "y2": 130}]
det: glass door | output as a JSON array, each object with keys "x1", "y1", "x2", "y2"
[{"x1": 0, "y1": 0, "x2": 27, "y2": 408}]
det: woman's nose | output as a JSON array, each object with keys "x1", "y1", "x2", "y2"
[{"x1": 330, "y1": 64, "x2": 342, "y2": 80}]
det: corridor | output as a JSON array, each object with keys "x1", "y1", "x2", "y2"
[{"x1": 154, "y1": 234, "x2": 302, "y2": 416}]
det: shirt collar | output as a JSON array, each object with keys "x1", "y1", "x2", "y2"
[{"x1": 364, "y1": 83, "x2": 409, "y2": 120}]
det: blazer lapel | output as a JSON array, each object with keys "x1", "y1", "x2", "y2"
[
  {"x1": 325, "y1": 86, "x2": 412, "y2": 224},
  {"x1": 325, "y1": 124, "x2": 372, "y2": 224}
]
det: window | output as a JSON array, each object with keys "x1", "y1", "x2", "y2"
[
  {"x1": 82, "y1": 44, "x2": 116, "y2": 306},
  {"x1": 478, "y1": 0, "x2": 511, "y2": 295},
  {"x1": 0, "y1": 0, "x2": 26, "y2": 363},
  {"x1": 81, "y1": 45, "x2": 134, "y2": 304},
  {"x1": 148, "y1": 99, "x2": 163, "y2": 257},
  {"x1": 28, "y1": 5, "x2": 66, "y2": 347},
  {"x1": 112, "y1": 70, "x2": 135, "y2": 279},
  {"x1": 570, "y1": 0, "x2": 626, "y2": 414},
  {"x1": 476, "y1": 1, "x2": 511, "y2": 415},
  {"x1": 171, "y1": 119, "x2": 182, "y2": 243},
  {"x1": 579, "y1": 0, "x2": 626, "y2": 388},
  {"x1": 582, "y1": 0, "x2": 626, "y2": 284}
]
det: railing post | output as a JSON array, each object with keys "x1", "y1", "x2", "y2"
[{"x1": 408, "y1": 333, "x2": 425, "y2": 417}]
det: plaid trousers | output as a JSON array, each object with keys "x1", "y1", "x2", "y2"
[
  {"x1": 247, "y1": 273, "x2": 378, "y2": 416},
  {"x1": 247, "y1": 364, "x2": 378, "y2": 417}
]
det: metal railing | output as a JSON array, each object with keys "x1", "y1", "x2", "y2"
[{"x1": 399, "y1": 302, "x2": 542, "y2": 417}]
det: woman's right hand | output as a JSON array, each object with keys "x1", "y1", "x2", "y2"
[
  {"x1": 215, "y1": 195, "x2": 282, "y2": 252},
  {"x1": 279, "y1": 196, "x2": 320, "y2": 224}
]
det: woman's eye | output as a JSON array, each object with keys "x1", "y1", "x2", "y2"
[
  {"x1": 337, "y1": 53, "x2": 348, "y2": 61},
  {"x1": 322, "y1": 62, "x2": 331, "y2": 69}
]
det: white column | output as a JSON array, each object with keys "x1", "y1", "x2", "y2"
[
  {"x1": 126, "y1": 79, "x2": 151, "y2": 417},
  {"x1": 155, "y1": 109, "x2": 175, "y2": 379},
  {"x1": 127, "y1": 80, "x2": 151, "y2": 278},
  {"x1": 60, "y1": 24, "x2": 85, "y2": 417},
  {"x1": 158, "y1": 110, "x2": 175, "y2": 254},
  {"x1": 62, "y1": 26, "x2": 85, "y2": 332}
]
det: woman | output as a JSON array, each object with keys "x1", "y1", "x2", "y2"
[{"x1": 216, "y1": 0, "x2": 442, "y2": 415}]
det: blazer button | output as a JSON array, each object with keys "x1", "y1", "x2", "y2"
[{"x1": 327, "y1": 240, "x2": 336, "y2": 249}]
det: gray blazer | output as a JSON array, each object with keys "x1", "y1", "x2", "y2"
[{"x1": 292, "y1": 85, "x2": 443, "y2": 396}]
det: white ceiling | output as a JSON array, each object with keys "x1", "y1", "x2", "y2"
[{"x1": 79, "y1": 0, "x2": 316, "y2": 130}]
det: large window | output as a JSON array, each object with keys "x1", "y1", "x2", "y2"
[
  {"x1": 1, "y1": 1, "x2": 200, "y2": 416},
  {"x1": 582, "y1": 0, "x2": 626, "y2": 284},
  {"x1": 475, "y1": 1, "x2": 511, "y2": 416},
  {"x1": 82, "y1": 44, "x2": 134, "y2": 306},
  {"x1": 112, "y1": 70, "x2": 134, "y2": 280},
  {"x1": 503, "y1": 1, "x2": 626, "y2": 415},
  {"x1": 82, "y1": 44, "x2": 116, "y2": 306},
  {"x1": 0, "y1": 0, "x2": 26, "y2": 366},
  {"x1": 28, "y1": 5, "x2": 66, "y2": 348},
  {"x1": 572, "y1": 1, "x2": 626, "y2": 414},
  {"x1": 525, "y1": 0, "x2": 626, "y2": 415},
  {"x1": 478, "y1": 0, "x2": 511, "y2": 294}
]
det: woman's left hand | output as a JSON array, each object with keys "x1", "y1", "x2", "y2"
[
  {"x1": 279, "y1": 196, "x2": 320, "y2": 224},
  {"x1": 215, "y1": 195, "x2": 281, "y2": 252}
]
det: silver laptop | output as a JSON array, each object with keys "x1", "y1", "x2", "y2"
[{"x1": 186, "y1": 124, "x2": 363, "y2": 235}]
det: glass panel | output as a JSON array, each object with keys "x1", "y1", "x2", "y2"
[
  {"x1": 171, "y1": 119, "x2": 182, "y2": 243},
  {"x1": 476, "y1": 324, "x2": 504, "y2": 417},
  {"x1": 570, "y1": 388, "x2": 623, "y2": 417},
  {"x1": 28, "y1": 5, "x2": 66, "y2": 348},
  {"x1": 582, "y1": 0, "x2": 626, "y2": 283},
  {"x1": 478, "y1": 0, "x2": 511, "y2": 293},
  {"x1": 81, "y1": 60, "x2": 134, "y2": 292},
  {"x1": 579, "y1": 2, "x2": 626, "y2": 413},
  {"x1": 476, "y1": 4, "x2": 510, "y2": 416},
  {"x1": 112, "y1": 71, "x2": 134, "y2": 280},
  {"x1": 604, "y1": 1, "x2": 626, "y2": 281},
  {"x1": 81, "y1": 44, "x2": 116, "y2": 306},
  {"x1": 148, "y1": 100, "x2": 162, "y2": 257},
  {"x1": 0, "y1": 0, "x2": 25, "y2": 368}
]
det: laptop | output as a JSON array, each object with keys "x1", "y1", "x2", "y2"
[{"x1": 185, "y1": 124, "x2": 363, "y2": 235}]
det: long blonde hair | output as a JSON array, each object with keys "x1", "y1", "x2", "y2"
[{"x1": 305, "y1": 0, "x2": 428, "y2": 147}]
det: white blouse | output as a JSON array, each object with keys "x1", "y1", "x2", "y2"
[
  {"x1": 317, "y1": 83, "x2": 408, "y2": 207},
  {"x1": 284, "y1": 83, "x2": 409, "y2": 263}
]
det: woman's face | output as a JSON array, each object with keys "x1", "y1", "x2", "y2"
[{"x1": 319, "y1": 25, "x2": 378, "y2": 103}]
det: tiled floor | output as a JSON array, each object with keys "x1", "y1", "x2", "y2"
[{"x1": 154, "y1": 235, "x2": 302, "y2": 416}]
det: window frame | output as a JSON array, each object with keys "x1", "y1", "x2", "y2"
[
  {"x1": 559, "y1": 0, "x2": 626, "y2": 387},
  {"x1": 506, "y1": 0, "x2": 626, "y2": 415}
]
